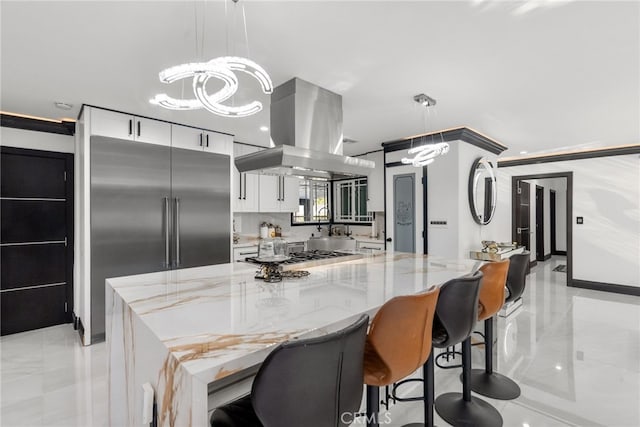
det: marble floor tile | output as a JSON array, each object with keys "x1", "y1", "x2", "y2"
[{"x1": 1, "y1": 256, "x2": 639, "y2": 426}]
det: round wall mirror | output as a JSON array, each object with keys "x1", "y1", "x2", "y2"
[{"x1": 468, "y1": 157, "x2": 497, "y2": 225}]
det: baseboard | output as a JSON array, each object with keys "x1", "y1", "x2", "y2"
[
  {"x1": 529, "y1": 260, "x2": 538, "y2": 269},
  {"x1": 77, "y1": 318, "x2": 85, "y2": 344},
  {"x1": 570, "y1": 279, "x2": 640, "y2": 297},
  {"x1": 543, "y1": 253, "x2": 552, "y2": 261},
  {"x1": 553, "y1": 250, "x2": 567, "y2": 256},
  {"x1": 71, "y1": 312, "x2": 78, "y2": 330}
]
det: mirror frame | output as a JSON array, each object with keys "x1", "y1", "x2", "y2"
[{"x1": 468, "y1": 157, "x2": 497, "y2": 225}]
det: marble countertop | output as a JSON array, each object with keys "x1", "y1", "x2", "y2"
[{"x1": 107, "y1": 252, "x2": 477, "y2": 385}]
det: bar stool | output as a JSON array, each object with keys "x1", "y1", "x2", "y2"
[
  {"x1": 364, "y1": 287, "x2": 440, "y2": 427},
  {"x1": 393, "y1": 271, "x2": 484, "y2": 427},
  {"x1": 436, "y1": 263, "x2": 506, "y2": 427},
  {"x1": 210, "y1": 314, "x2": 369, "y2": 427},
  {"x1": 469, "y1": 254, "x2": 528, "y2": 400}
]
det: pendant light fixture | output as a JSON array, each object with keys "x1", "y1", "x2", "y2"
[
  {"x1": 401, "y1": 94, "x2": 450, "y2": 167},
  {"x1": 150, "y1": 0, "x2": 273, "y2": 118}
]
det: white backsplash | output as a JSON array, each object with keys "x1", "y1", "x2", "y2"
[{"x1": 234, "y1": 212, "x2": 385, "y2": 243}]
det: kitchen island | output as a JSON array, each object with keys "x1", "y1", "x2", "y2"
[{"x1": 107, "y1": 251, "x2": 478, "y2": 426}]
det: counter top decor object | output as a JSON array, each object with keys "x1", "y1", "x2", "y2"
[
  {"x1": 106, "y1": 252, "x2": 478, "y2": 426},
  {"x1": 470, "y1": 245, "x2": 525, "y2": 261}
]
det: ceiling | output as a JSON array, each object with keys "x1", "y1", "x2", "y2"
[{"x1": 1, "y1": 1, "x2": 638, "y2": 156}]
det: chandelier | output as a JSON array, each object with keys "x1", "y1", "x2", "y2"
[
  {"x1": 401, "y1": 93, "x2": 450, "y2": 166},
  {"x1": 150, "y1": 0, "x2": 272, "y2": 118}
]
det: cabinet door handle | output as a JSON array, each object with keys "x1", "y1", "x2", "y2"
[
  {"x1": 243, "y1": 173, "x2": 247, "y2": 200},
  {"x1": 199, "y1": 133, "x2": 203, "y2": 147},
  {"x1": 128, "y1": 119, "x2": 133, "y2": 136},
  {"x1": 239, "y1": 251, "x2": 258, "y2": 256},
  {"x1": 174, "y1": 198, "x2": 181, "y2": 267},
  {"x1": 206, "y1": 134, "x2": 209, "y2": 147},
  {"x1": 137, "y1": 120, "x2": 141, "y2": 137},
  {"x1": 163, "y1": 197, "x2": 170, "y2": 268},
  {"x1": 238, "y1": 173, "x2": 243, "y2": 200}
]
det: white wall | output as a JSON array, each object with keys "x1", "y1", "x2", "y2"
[
  {"x1": 426, "y1": 141, "x2": 500, "y2": 260},
  {"x1": 0, "y1": 126, "x2": 74, "y2": 153},
  {"x1": 496, "y1": 155, "x2": 640, "y2": 288}
]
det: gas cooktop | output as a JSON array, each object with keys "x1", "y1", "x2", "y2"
[{"x1": 245, "y1": 250, "x2": 363, "y2": 270}]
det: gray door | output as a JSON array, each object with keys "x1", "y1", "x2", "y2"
[
  {"x1": 171, "y1": 148, "x2": 230, "y2": 268},
  {"x1": 91, "y1": 136, "x2": 171, "y2": 341},
  {"x1": 393, "y1": 173, "x2": 415, "y2": 252}
]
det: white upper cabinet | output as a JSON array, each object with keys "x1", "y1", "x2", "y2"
[
  {"x1": 259, "y1": 175, "x2": 300, "y2": 213},
  {"x1": 233, "y1": 144, "x2": 260, "y2": 212},
  {"x1": 172, "y1": 125, "x2": 232, "y2": 156},
  {"x1": 364, "y1": 151, "x2": 384, "y2": 212},
  {"x1": 89, "y1": 107, "x2": 171, "y2": 146},
  {"x1": 281, "y1": 177, "x2": 300, "y2": 213}
]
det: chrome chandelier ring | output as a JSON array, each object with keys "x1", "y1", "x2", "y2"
[{"x1": 150, "y1": 56, "x2": 273, "y2": 118}]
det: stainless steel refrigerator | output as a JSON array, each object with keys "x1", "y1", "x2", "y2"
[{"x1": 90, "y1": 136, "x2": 230, "y2": 342}]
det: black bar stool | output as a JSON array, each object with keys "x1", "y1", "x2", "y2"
[
  {"x1": 210, "y1": 314, "x2": 369, "y2": 427},
  {"x1": 393, "y1": 271, "x2": 484, "y2": 427},
  {"x1": 469, "y1": 253, "x2": 529, "y2": 400},
  {"x1": 363, "y1": 287, "x2": 440, "y2": 427},
  {"x1": 436, "y1": 262, "x2": 507, "y2": 427}
]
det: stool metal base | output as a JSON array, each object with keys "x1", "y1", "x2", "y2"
[
  {"x1": 435, "y1": 392, "x2": 503, "y2": 427},
  {"x1": 468, "y1": 370, "x2": 521, "y2": 400}
]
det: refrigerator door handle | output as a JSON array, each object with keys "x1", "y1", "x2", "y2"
[
  {"x1": 238, "y1": 172, "x2": 243, "y2": 200},
  {"x1": 164, "y1": 197, "x2": 170, "y2": 268},
  {"x1": 175, "y1": 198, "x2": 181, "y2": 267},
  {"x1": 243, "y1": 173, "x2": 247, "y2": 200}
]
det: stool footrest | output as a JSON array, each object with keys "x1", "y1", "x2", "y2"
[
  {"x1": 391, "y1": 378, "x2": 425, "y2": 402},
  {"x1": 435, "y1": 351, "x2": 462, "y2": 369}
]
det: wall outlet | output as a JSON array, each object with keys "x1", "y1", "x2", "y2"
[{"x1": 576, "y1": 217, "x2": 584, "y2": 224}]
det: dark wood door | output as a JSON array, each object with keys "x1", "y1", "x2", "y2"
[
  {"x1": 515, "y1": 181, "x2": 530, "y2": 250},
  {"x1": 0, "y1": 147, "x2": 73, "y2": 335},
  {"x1": 550, "y1": 190, "x2": 556, "y2": 254},
  {"x1": 536, "y1": 185, "x2": 545, "y2": 261}
]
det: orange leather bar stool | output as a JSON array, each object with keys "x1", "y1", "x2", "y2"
[
  {"x1": 392, "y1": 270, "x2": 484, "y2": 427},
  {"x1": 435, "y1": 260, "x2": 509, "y2": 427},
  {"x1": 363, "y1": 287, "x2": 440, "y2": 427},
  {"x1": 469, "y1": 254, "x2": 529, "y2": 400}
]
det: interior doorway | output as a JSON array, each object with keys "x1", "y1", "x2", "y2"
[
  {"x1": 512, "y1": 172, "x2": 572, "y2": 286},
  {"x1": 384, "y1": 163, "x2": 425, "y2": 254},
  {"x1": 535, "y1": 185, "x2": 545, "y2": 262},
  {"x1": 0, "y1": 146, "x2": 74, "y2": 335}
]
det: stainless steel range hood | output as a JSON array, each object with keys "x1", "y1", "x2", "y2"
[{"x1": 235, "y1": 78, "x2": 375, "y2": 180}]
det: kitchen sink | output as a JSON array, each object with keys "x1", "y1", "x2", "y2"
[{"x1": 307, "y1": 236, "x2": 356, "y2": 251}]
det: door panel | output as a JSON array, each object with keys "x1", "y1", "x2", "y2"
[
  {"x1": 536, "y1": 185, "x2": 544, "y2": 261},
  {"x1": 171, "y1": 148, "x2": 230, "y2": 269},
  {"x1": 515, "y1": 181, "x2": 531, "y2": 250},
  {"x1": 394, "y1": 173, "x2": 416, "y2": 253},
  {"x1": 1, "y1": 153, "x2": 66, "y2": 198},
  {"x1": 90, "y1": 136, "x2": 171, "y2": 341},
  {"x1": 385, "y1": 165, "x2": 424, "y2": 254},
  {"x1": 1, "y1": 200, "x2": 66, "y2": 243},
  {"x1": 1, "y1": 244, "x2": 66, "y2": 290},
  {"x1": 1, "y1": 285, "x2": 67, "y2": 335},
  {"x1": 0, "y1": 147, "x2": 72, "y2": 336}
]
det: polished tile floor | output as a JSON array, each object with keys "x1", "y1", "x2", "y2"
[{"x1": 1, "y1": 256, "x2": 639, "y2": 426}]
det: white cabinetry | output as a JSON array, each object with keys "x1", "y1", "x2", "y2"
[
  {"x1": 259, "y1": 176, "x2": 300, "y2": 213},
  {"x1": 357, "y1": 240, "x2": 385, "y2": 251},
  {"x1": 232, "y1": 245, "x2": 259, "y2": 262},
  {"x1": 90, "y1": 108, "x2": 171, "y2": 146},
  {"x1": 364, "y1": 151, "x2": 384, "y2": 212},
  {"x1": 233, "y1": 144, "x2": 261, "y2": 212},
  {"x1": 172, "y1": 124, "x2": 232, "y2": 156}
]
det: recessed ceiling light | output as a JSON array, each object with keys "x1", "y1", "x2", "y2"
[
  {"x1": 54, "y1": 101, "x2": 73, "y2": 110},
  {"x1": 555, "y1": 364, "x2": 562, "y2": 371},
  {"x1": 520, "y1": 151, "x2": 528, "y2": 155},
  {"x1": 260, "y1": 126, "x2": 269, "y2": 132}
]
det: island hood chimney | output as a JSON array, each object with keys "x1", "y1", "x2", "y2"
[{"x1": 234, "y1": 78, "x2": 375, "y2": 180}]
